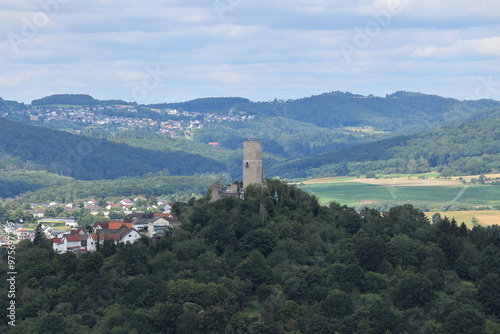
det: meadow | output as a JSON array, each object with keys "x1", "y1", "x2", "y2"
[
  {"x1": 300, "y1": 174, "x2": 500, "y2": 226},
  {"x1": 424, "y1": 211, "x2": 500, "y2": 227}
]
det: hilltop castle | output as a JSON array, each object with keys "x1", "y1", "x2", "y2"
[
  {"x1": 210, "y1": 139, "x2": 264, "y2": 201},
  {"x1": 243, "y1": 139, "x2": 264, "y2": 189}
]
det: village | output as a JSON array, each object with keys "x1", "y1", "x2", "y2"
[
  {"x1": 0, "y1": 196, "x2": 181, "y2": 253},
  {"x1": 1, "y1": 104, "x2": 255, "y2": 138},
  {"x1": 0, "y1": 139, "x2": 266, "y2": 254}
]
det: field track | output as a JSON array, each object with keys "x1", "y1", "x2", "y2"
[
  {"x1": 350, "y1": 178, "x2": 462, "y2": 187},
  {"x1": 301, "y1": 174, "x2": 500, "y2": 217}
]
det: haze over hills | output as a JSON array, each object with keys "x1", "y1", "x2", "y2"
[{"x1": 1, "y1": 91, "x2": 499, "y2": 198}]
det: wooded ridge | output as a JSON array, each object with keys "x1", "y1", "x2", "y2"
[{"x1": 1, "y1": 180, "x2": 499, "y2": 333}]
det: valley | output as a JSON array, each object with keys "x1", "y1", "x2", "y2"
[{"x1": 1, "y1": 91, "x2": 499, "y2": 222}]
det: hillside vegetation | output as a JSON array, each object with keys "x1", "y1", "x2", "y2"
[
  {"x1": 31, "y1": 94, "x2": 99, "y2": 106},
  {"x1": 0, "y1": 118, "x2": 224, "y2": 181},
  {"x1": 149, "y1": 91, "x2": 500, "y2": 131},
  {"x1": 270, "y1": 118, "x2": 500, "y2": 179},
  {"x1": 19, "y1": 173, "x2": 232, "y2": 204},
  {"x1": 1, "y1": 180, "x2": 499, "y2": 333}
]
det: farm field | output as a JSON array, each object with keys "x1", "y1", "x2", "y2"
[
  {"x1": 300, "y1": 174, "x2": 500, "y2": 212},
  {"x1": 424, "y1": 211, "x2": 500, "y2": 227}
]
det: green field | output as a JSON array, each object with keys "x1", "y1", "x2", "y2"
[
  {"x1": 302, "y1": 182, "x2": 393, "y2": 207},
  {"x1": 301, "y1": 180, "x2": 500, "y2": 210},
  {"x1": 457, "y1": 186, "x2": 500, "y2": 207}
]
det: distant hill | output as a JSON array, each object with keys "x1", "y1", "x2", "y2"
[
  {"x1": 146, "y1": 91, "x2": 500, "y2": 131},
  {"x1": 148, "y1": 97, "x2": 252, "y2": 113},
  {"x1": 31, "y1": 94, "x2": 99, "y2": 106},
  {"x1": 9, "y1": 91, "x2": 500, "y2": 133},
  {"x1": 269, "y1": 118, "x2": 500, "y2": 178},
  {"x1": 243, "y1": 91, "x2": 500, "y2": 131},
  {"x1": 4, "y1": 90, "x2": 500, "y2": 180},
  {"x1": 0, "y1": 97, "x2": 24, "y2": 111},
  {"x1": 0, "y1": 117, "x2": 225, "y2": 180}
]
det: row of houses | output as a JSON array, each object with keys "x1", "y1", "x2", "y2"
[
  {"x1": 52, "y1": 227, "x2": 142, "y2": 253},
  {"x1": 3, "y1": 223, "x2": 36, "y2": 241},
  {"x1": 52, "y1": 212, "x2": 180, "y2": 253},
  {"x1": 29, "y1": 198, "x2": 174, "y2": 219}
]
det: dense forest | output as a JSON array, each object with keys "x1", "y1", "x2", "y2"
[
  {"x1": 18, "y1": 172, "x2": 232, "y2": 204},
  {"x1": 0, "y1": 118, "x2": 224, "y2": 181},
  {"x1": 1, "y1": 115, "x2": 499, "y2": 199},
  {"x1": 0, "y1": 171, "x2": 74, "y2": 198},
  {"x1": 31, "y1": 94, "x2": 99, "y2": 106},
  {"x1": 1, "y1": 180, "x2": 499, "y2": 333},
  {"x1": 148, "y1": 91, "x2": 500, "y2": 131},
  {"x1": 0, "y1": 97, "x2": 24, "y2": 112},
  {"x1": 270, "y1": 118, "x2": 500, "y2": 179},
  {"x1": 192, "y1": 116, "x2": 382, "y2": 159}
]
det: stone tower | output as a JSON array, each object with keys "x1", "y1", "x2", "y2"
[{"x1": 243, "y1": 140, "x2": 264, "y2": 189}]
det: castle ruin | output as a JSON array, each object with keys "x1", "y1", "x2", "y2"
[{"x1": 210, "y1": 139, "x2": 264, "y2": 201}]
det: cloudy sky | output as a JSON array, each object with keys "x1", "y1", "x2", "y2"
[{"x1": 1, "y1": 0, "x2": 500, "y2": 104}]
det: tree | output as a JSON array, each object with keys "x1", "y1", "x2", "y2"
[
  {"x1": 75, "y1": 252, "x2": 104, "y2": 278},
  {"x1": 443, "y1": 308, "x2": 485, "y2": 334},
  {"x1": 321, "y1": 290, "x2": 353, "y2": 318},
  {"x1": 243, "y1": 228, "x2": 278, "y2": 256},
  {"x1": 236, "y1": 250, "x2": 273, "y2": 287},
  {"x1": 353, "y1": 232, "x2": 387, "y2": 271},
  {"x1": 33, "y1": 223, "x2": 46, "y2": 245},
  {"x1": 391, "y1": 273, "x2": 434, "y2": 309},
  {"x1": 476, "y1": 273, "x2": 500, "y2": 316},
  {"x1": 175, "y1": 306, "x2": 200, "y2": 334},
  {"x1": 99, "y1": 239, "x2": 116, "y2": 257},
  {"x1": 44, "y1": 207, "x2": 55, "y2": 217},
  {"x1": 198, "y1": 306, "x2": 227, "y2": 334},
  {"x1": 432, "y1": 212, "x2": 442, "y2": 224},
  {"x1": 383, "y1": 204, "x2": 429, "y2": 236}
]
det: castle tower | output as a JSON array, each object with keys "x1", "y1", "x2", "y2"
[{"x1": 243, "y1": 140, "x2": 264, "y2": 189}]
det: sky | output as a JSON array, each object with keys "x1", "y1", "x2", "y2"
[{"x1": 1, "y1": 0, "x2": 500, "y2": 104}]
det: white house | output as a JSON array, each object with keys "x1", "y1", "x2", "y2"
[
  {"x1": 52, "y1": 228, "x2": 91, "y2": 253},
  {"x1": 16, "y1": 228, "x2": 35, "y2": 241},
  {"x1": 120, "y1": 228, "x2": 142, "y2": 244},
  {"x1": 88, "y1": 228, "x2": 142, "y2": 251},
  {"x1": 147, "y1": 217, "x2": 170, "y2": 238},
  {"x1": 52, "y1": 234, "x2": 89, "y2": 253}
]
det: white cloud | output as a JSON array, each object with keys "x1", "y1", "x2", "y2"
[
  {"x1": 1, "y1": 0, "x2": 499, "y2": 103},
  {"x1": 412, "y1": 37, "x2": 500, "y2": 59}
]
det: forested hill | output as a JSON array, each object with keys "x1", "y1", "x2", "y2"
[
  {"x1": 2, "y1": 180, "x2": 499, "y2": 332},
  {"x1": 0, "y1": 118, "x2": 224, "y2": 180},
  {"x1": 270, "y1": 118, "x2": 500, "y2": 178},
  {"x1": 10, "y1": 91, "x2": 500, "y2": 133},
  {"x1": 149, "y1": 97, "x2": 252, "y2": 113},
  {"x1": 149, "y1": 91, "x2": 500, "y2": 131},
  {"x1": 0, "y1": 97, "x2": 24, "y2": 111},
  {"x1": 31, "y1": 94, "x2": 99, "y2": 106}
]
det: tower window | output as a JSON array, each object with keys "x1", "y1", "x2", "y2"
[{"x1": 245, "y1": 162, "x2": 249, "y2": 168}]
